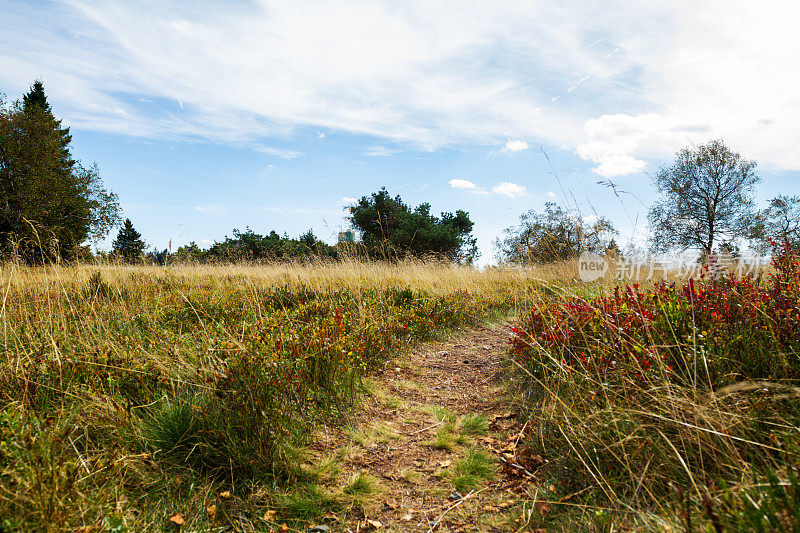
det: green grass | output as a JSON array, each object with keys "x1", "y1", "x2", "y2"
[
  {"x1": 426, "y1": 404, "x2": 457, "y2": 423},
  {"x1": 461, "y1": 413, "x2": 489, "y2": 436},
  {"x1": 451, "y1": 448, "x2": 494, "y2": 493},
  {"x1": 0, "y1": 262, "x2": 536, "y2": 530}
]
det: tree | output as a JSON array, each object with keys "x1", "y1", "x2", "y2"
[
  {"x1": 173, "y1": 241, "x2": 203, "y2": 263},
  {"x1": 0, "y1": 81, "x2": 120, "y2": 261},
  {"x1": 146, "y1": 247, "x2": 170, "y2": 266},
  {"x1": 112, "y1": 219, "x2": 146, "y2": 262},
  {"x1": 495, "y1": 202, "x2": 616, "y2": 264},
  {"x1": 348, "y1": 188, "x2": 478, "y2": 263},
  {"x1": 648, "y1": 140, "x2": 760, "y2": 257},
  {"x1": 201, "y1": 227, "x2": 338, "y2": 262},
  {"x1": 749, "y1": 195, "x2": 800, "y2": 253}
]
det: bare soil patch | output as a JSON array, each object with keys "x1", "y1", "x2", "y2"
[{"x1": 309, "y1": 322, "x2": 539, "y2": 532}]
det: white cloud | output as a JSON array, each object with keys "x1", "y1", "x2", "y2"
[
  {"x1": 195, "y1": 204, "x2": 224, "y2": 214},
  {"x1": 256, "y1": 147, "x2": 304, "y2": 159},
  {"x1": 363, "y1": 146, "x2": 401, "y2": 157},
  {"x1": 502, "y1": 139, "x2": 529, "y2": 153},
  {"x1": 492, "y1": 182, "x2": 527, "y2": 198},
  {"x1": 2, "y1": 1, "x2": 800, "y2": 171},
  {"x1": 575, "y1": 1, "x2": 800, "y2": 174},
  {"x1": 547, "y1": 190, "x2": 556, "y2": 198},
  {"x1": 340, "y1": 196, "x2": 357, "y2": 203},
  {"x1": 449, "y1": 179, "x2": 477, "y2": 189},
  {"x1": 0, "y1": 1, "x2": 591, "y2": 148},
  {"x1": 200, "y1": 238, "x2": 213, "y2": 246}
]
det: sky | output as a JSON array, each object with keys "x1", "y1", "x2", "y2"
[{"x1": 1, "y1": 0, "x2": 799, "y2": 264}]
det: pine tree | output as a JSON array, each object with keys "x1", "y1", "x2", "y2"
[
  {"x1": 112, "y1": 219, "x2": 146, "y2": 262},
  {"x1": 0, "y1": 80, "x2": 120, "y2": 261},
  {"x1": 22, "y1": 80, "x2": 75, "y2": 172}
]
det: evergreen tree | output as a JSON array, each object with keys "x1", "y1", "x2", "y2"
[
  {"x1": 348, "y1": 188, "x2": 477, "y2": 263},
  {"x1": 112, "y1": 219, "x2": 146, "y2": 262},
  {"x1": 22, "y1": 80, "x2": 75, "y2": 174},
  {"x1": 0, "y1": 81, "x2": 119, "y2": 261}
]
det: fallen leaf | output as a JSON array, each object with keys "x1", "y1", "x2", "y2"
[
  {"x1": 384, "y1": 500, "x2": 399, "y2": 510},
  {"x1": 482, "y1": 505, "x2": 499, "y2": 512},
  {"x1": 401, "y1": 513, "x2": 414, "y2": 521},
  {"x1": 219, "y1": 490, "x2": 232, "y2": 499},
  {"x1": 263, "y1": 509, "x2": 277, "y2": 521},
  {"x1": 206, "y1": 504, "x2": 216, "y2": 516},
  {"x1": 439, "y1": 460, "x2": 451, "y2": 468},
  {"x1": 279, "y1": 524, "x2": 289, "y2": 532},
  {"x1": 366, "y1": 519, "x2": 383, "y2": 529},
  {"x1": 498, "y1": 500, "x2": 516, "y2": 508},
  {"x1": 536, "y1": 502, "x2": 552, "y2": 516},
  {"x1": 169, "y1": 513, "x2": 185, "y2": 525}
]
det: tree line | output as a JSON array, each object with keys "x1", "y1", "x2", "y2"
[
  {"x1": 2, "y1": 81, "x2": 797, "y2": 265},
  {"x1": 497, "y1": 140, "x2": 798, "y2": 263}
]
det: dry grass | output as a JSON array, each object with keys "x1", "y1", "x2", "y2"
[
  {"x1": 509, "y1": 257, "x2": 800, "y2": 531},
  {"x1": 0, "y1": 259, "x2": 538, "y2": 531}
]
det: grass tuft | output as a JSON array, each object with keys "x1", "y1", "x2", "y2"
[{"x1": 452, "y1": 448, "x2": 494, "y2": 493}]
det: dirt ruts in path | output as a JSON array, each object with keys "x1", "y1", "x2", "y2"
[{"x1": 314, "y1": 322, "x2": 533, "y2": 532}]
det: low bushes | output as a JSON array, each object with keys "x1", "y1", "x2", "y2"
[{"x1": 510, "y1": 244, "x2": 800, "y2": 530}]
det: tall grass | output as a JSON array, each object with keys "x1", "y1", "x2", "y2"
[
  {"x1": 510, "y1": 245, "x2": 800, "y2": 530},
  {"x1": 0, "y1": 259, "x2": 536, "y2": 530}
]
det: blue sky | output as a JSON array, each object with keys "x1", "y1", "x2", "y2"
[{"x1": 1, "y1": 0, "x2": 799, "y2": 263}]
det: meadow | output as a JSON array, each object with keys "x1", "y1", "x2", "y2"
[
  {"x1": 0, "y1": 260, "x2": 540, "y2": 531},
  {"x1": 1, "y1": 252, "x2": 798, "y2": 531}
]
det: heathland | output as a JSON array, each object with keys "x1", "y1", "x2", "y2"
[{"x1": 2, "y1": 250, "x2": 799, "y2": 531}]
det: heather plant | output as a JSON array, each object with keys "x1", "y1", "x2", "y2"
[
  {"x1": 509, "y1": 243, "x2": 800, "y2": 530},
  {"x1": 0, "y1": 260, "x2": 531, "y2": 530}
]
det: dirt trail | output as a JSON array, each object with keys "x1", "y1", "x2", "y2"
[{"x1": 313, "y1": 322, "x2": 537, "y2": 532}]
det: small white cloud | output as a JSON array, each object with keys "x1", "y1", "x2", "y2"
[
  {"x1": 195, "y1": 204, "x2": 224, "y2": 214},
  {"x1": 200, "y1": 238, "x2": 213, "y2": 246},
  {"x1": 502, "y1": 139, "x2": 529, "y2": 153},
  {"x1": 317, "y1": 131, "x2": 326, "y2": 138},
  {"x1": 449, "y1": 178, "x2": 477, "y2": 189},
  {"x1": 592, "y1": 155, "x2": 647, "y2": 178},
  {"x1": 363, "y1": 146, "x2": 401, "y2": 157},
  {"x1": 340, "y1": 196, "x2": 357, "y2": 203},
  {"x1": 256, "y1": 147, "x2": 304, "y2": 159},
  {"x1": 492, "y1": 182, "x2": 527, "y2": 198},
  {"x1": 547, "y1": 190, "x2": 556, "y2": 198}
]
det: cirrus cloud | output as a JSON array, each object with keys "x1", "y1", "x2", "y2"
[{"x1": 1, "y1": 0, "x2": 799, "y2": 172}]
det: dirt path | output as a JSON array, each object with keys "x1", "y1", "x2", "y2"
[{"x1": 310, "y1": 322, "x2": 538, "y2": 532}]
